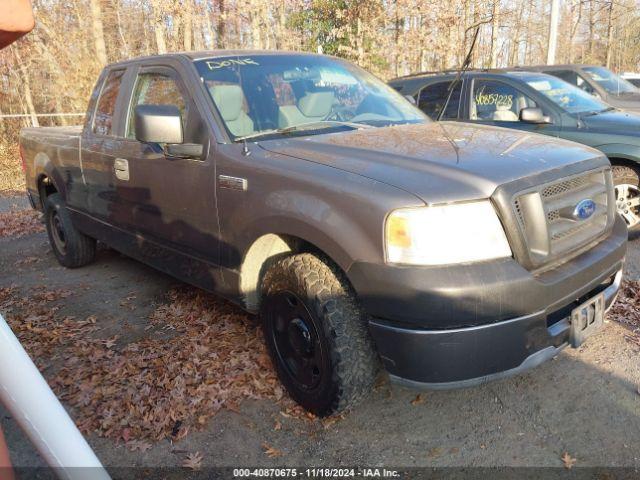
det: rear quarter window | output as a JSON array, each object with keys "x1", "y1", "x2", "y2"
[{"x1": 93, "y1": 70, "x2": 125, "y2": 136}]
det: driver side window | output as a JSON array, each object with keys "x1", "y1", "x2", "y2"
[
  {"x1": 471, "y1": 80, "x2": 537, "y2": 122},
  {"x1": 127, "y1": 73, "x2": 188, "y2": 139},
  {"x1": 547, "y1": 70, "x2": 595, "y2": 95}
]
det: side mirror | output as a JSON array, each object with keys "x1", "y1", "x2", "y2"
[
  {"x1": 134, "y1": 104, "x2": 183, "y2": 144},
  {"x1": 405, "y1": 94, "x2": 417, "y2": 105},
  {"x1": 520, "y1": 107, "x2": 552, "y2": 124}
]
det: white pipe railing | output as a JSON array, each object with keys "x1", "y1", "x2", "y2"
[{"x1": 0, "y1": 313, "x2": 110, "y2": 480}]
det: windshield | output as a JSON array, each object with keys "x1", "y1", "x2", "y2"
[
  {"x1": 194, "y1": 54, "x2": 427, "y2": 140},
  {"x1": 583, "y1": 66, "x2": 638, "y2": 95},
  {"x1": 525, "y1": 74, "x2": 611, "y2": 114}
]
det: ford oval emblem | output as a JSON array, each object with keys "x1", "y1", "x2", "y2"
[{"x1": 573, "y1": 199, "x2": 596, "y2": 221}]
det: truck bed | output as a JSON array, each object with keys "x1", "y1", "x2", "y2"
[
  {"x1": 20, "y1": 125, "x2": 84, "y2": 208},
  {"x1": 20, "y1": 125, "x2": 83, "y2": 144}
]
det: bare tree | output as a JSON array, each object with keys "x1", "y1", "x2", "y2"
[{"x1": 89, "y1": 0, "x2": 108, "y2": 65}]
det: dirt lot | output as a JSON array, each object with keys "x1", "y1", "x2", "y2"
[{"x1": 1, "y1": 193, "x2": 640, "y2": 473}]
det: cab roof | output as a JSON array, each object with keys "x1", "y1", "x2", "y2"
[{"x1": 107, "y1": 50, "x2": 323, "y2": 68}]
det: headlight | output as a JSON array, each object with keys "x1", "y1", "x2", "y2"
[{"x1": 385, "y1": 201, "x2": 512, "y2": 265}]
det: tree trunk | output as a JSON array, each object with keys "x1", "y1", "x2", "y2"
[
  {"x1": 250, "y1": 1, "x2": 262, "y2": 49},
  {"x1": 116, "y1": 2, "x2": 130, "y2": 59},
  {"x1": 89, "y1": 0, "x2": 108, "y2": 65},
  {"x1": 568, "y1": 0, "x2": 583, "y2": 63},
  {"x1": 183, "y1": 0, "x2": 193, "y2": 51},
  {"x1": 193, "y1": 2, "x2": 204, "y2": 50},
  {"x1": 588, "y1": 0, "x2": 596, "y2": 60},
  {"x1": 216, "y1": 0, "x2": 226, "y2": 48},
  {"x1": 151, "y1": 1, "x2": 167, "y2": 54},
  {"x1": 508, "y1": 0, "x2": 525, "y2": 65},
  {"x1": 489, "y1": 0, "x2": 500, "y2": 68},
  {"x1": 605, "y1": 0, "x2": 614, "y2": 68},
  {"x1": 13, "y1": 47, "x2": 38, "y2": 127}
]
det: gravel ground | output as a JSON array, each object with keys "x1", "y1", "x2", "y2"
[{"x1": 1, "y1": 195, "x2": 639, "y2": 474}]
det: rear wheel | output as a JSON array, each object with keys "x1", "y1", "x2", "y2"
[
  {"x1": 612, "y1": 165, "x2": 640, "y2": 230},
  {"x1": 44, "y1": 193, "x2": 96, "y2": 268},
  {"x1": 260, "y1": 253, "x2": 378, "y2": 416}
]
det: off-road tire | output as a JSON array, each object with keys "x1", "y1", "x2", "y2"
[
  {"x1": 44, "y1": 193, "x2": 96, "y2": 268},
  {"x1": 612, "y1": 164, "x2": 640, "y2": 230},
  {"x1": 260, "y1": 253, "x2": 379, "y2": 416}
]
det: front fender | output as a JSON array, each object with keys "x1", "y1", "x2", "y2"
[
  {"x1": 245, "y1": 216, "x2": 370, "y2": 271},
  {"x1": 594, "y1": 143, "x2": 640, "y2": 163},
  {"x1": 241, "y1": 205, "x2": 378, "y2": 274}
]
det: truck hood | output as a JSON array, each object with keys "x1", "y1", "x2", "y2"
[
  {"x1": 580, "y1": 108, "x2": 640, "y2": 136},
  {"x1": 259, "y1": 122, "x2": 604, "y2": 204}
]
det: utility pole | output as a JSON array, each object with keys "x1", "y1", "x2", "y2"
[{"x1": 547, "y1": 0, "x2": 560, "y2": 64}]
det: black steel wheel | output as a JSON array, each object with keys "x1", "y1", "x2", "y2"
[
  {"x1": 44, "y1": 193, "x2": 96, "y2": 268},
  {"x1": 264, "y1": 291, "x2": 328, "y2": 393},
  {"x1": 260, "y1": 253, "x2": 379, "y2": 416}
]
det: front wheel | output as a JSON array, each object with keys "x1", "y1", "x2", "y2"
[
  {"x1": 260, "y1": 253, "x2": 379, "y2": 416},
  {"x1": 612, "y1": 165, "x2": 640, "y2": 230}
]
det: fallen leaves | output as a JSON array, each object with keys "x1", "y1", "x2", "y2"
[
  {"x1": 0, "y1": 209, "x2": 44, "y2": 238},
  {"x1": 182, "y1": 451, "x2": 203, "y2": 470},
  {"x1": 411, "y1": 393, "x2": 426, "y2": 405},
  {"x1": 608, "y1": 280, "x2": 640, "y2": 347},
  {"x1": 1, "y1": 285, "x2": 283, "y2": 445},
  {"x1": 426, "y1": 447, "x2": 442, "y2": 458},
  {"x1": 262, "y1": 442, "x2": 284, "y2": 458},
  {"x1": 561, "y1": 451, "x2": 577, "y2": 469},
  {"x1": 126, "y1": 440, "x2": 152, "y2": 452}
]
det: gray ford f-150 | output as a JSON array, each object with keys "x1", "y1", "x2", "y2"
[{"x1": 20, "y1": 51, "x2": 627, "y2": 416}]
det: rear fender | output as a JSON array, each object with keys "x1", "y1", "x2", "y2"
[{"x1": 34, "y1": 152, "x2": 67, "y2": 203}]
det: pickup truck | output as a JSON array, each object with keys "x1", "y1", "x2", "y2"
[{"x1": 20, "y1": 51, "x2": 627, "y2": 416}]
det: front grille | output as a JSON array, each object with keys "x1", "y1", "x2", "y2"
[{"x1": 511, "y1": 168, "x2": 615, "y2": 268}]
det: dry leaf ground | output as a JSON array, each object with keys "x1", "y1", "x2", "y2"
[
  {"x1": 1, "y1": 199, "x2": 640, "y2": 469},
  {"x1": 0, "y1": 208, "x2": 44, "y2": 239},
  {"x1": 0, "y1": 143, "x2": 24, "y2": 192},
  {"x1": 1, "y1": 283, "x2": 285, "y2": 445}
]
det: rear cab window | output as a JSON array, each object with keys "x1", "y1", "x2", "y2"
[
  {"x1": 417, "y1": 81, "x2": 462, "y2": 119},
  {"x1": 92, "y1": 69, "x2": 125, "y2": 136}
]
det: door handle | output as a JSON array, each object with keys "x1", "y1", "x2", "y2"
[{"x1": 114, "y1": 158, "x2": 130, "y2": 181}]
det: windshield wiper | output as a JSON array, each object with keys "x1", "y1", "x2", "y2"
[
  {"x1": 234, "y1": 120, "x2": 372, "y2": 142},
  {"x1": 581, "y1": 106, "x2": 615, "y2": 117}
]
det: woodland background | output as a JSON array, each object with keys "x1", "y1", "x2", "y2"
[{"x1": 1, "y1": 0, "x2": 640, "y2": 191}]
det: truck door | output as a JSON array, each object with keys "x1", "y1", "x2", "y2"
[
  {"x1": 108, "y1": 64, "x2": 221, "y2": 274},
  {"x1": 81, "y1": 67, "x2": 130, "y2": 221}
]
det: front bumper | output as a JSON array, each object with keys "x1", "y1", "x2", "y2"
[
  {"x1": 372, "y1": 269, "x2": 621, "y2": 389},
  {"x1": 348, "y1": 215, "x2": 627, "y2": 387}
]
